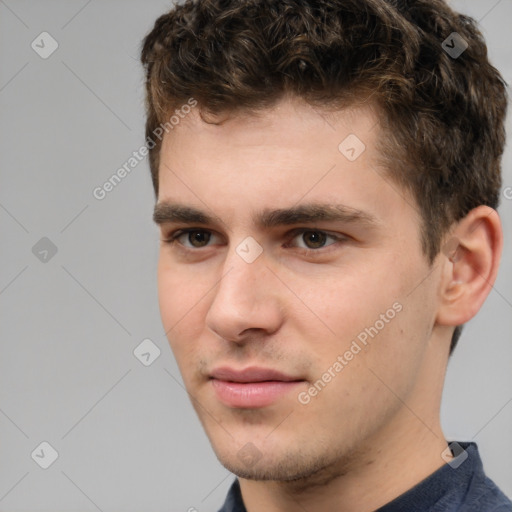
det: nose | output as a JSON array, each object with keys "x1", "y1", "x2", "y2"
[{"x1": 205, "y1": 245, "x2": 284, "y2": 344}]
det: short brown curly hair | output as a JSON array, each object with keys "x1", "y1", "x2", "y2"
[{"x1": 140, "y1": 0, "x2": 507, "y2": 354}]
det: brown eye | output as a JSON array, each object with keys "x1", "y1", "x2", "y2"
[
  {"x1": 302, "y1": 230, "x2": 327, "y2": 249},
  {"x1": 287, "y1": 229, "x2": 342, "y2": 251},
  {"x1": 186, "y1": 230, "x2": 211, "y2": 247}
]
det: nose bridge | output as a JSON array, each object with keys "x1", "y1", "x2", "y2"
[
  {"x1": 216, "y1": 241, "x2": 267, "y2": 311},
  {"x1": 206, "y1": 240, "x2": 282, "y2": 340}
]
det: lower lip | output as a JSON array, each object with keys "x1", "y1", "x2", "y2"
[{"x1": 211, "y1": 379, "x2": 303, "y2": 408}]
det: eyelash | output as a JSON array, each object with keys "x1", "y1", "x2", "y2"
[{"x1": 161, "y1": 228, "x2": 346, "y2": 253}]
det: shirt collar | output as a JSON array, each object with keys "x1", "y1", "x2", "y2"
[{"x1": 217, "y1": 442, "x2": 484, "y2": 512}]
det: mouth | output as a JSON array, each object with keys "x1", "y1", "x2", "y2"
[{"x1": 209, "y1": 366, "x2": 306, "y2": 408}]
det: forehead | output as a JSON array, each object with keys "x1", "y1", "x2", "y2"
[
  {"x1": 163, "y1": 97, "x2": 381, "y2": 157},
  {"x1": 156, "y1": 97, "x2": 416, "y2": 230}
]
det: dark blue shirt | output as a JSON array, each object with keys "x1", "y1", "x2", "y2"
[{"x1": 218, "y1": 442, "x2": 512, "y2": 511}]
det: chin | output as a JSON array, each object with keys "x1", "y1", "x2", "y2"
[
  {"x1": 213, "y1": 442, "x2": 345, "y2": 484},
  {"x1": 218, "y1": 458, "x2": 312, "y2": 482}
]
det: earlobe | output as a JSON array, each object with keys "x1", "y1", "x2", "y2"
[{"x1": 436, "y1": 206, "x2": 503, "y2": 327}]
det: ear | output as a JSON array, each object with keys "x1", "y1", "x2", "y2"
[{"x1": 436, "y1": 206, "x2": 503, "y2": 327}]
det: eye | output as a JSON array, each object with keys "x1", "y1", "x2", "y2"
[
  {"x1": 164, "y1": 229, "x2": 219, "y2": 248},
  {"x1": 289, "y1": 230, "x2": 340, "y2": 250},
  {"x1": 183, "y1": 230, "x2": 211, "y2": 248}
]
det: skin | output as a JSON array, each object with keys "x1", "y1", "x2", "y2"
[{"x1": 154, "y1": 96, "x2": 502, "y2": 512}]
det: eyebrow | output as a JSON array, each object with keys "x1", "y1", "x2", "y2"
[
  {"x1": 153, "y1": 203, "x2": 216, "y2": 225},
  {"x1": 153, "y1": 201, "x2": 379, "y2": 229},
  {"x1": 257, "y1": 204, "x2": 379, "y2": 229}
]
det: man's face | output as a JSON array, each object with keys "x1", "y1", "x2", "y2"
[{"x1": 156, "y1": 97, "x2": 443, "y2": 481}]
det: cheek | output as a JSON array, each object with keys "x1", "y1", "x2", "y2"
[
  {"x1": 290, "y1": 267, "x2": 401, "y2": 337},
  {"x1": 289, "y1": 250, "x2": 430, "y2": 371},
  {"x1": 157, "y1": 261, "x2": 181, "y2": 330},
  {"x1": 157, "y1": 258, "x2": 210, "y2": 353}
]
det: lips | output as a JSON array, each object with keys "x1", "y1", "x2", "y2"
[
  {"x1": 209, "y1": 366, "x2": 305, "y2": 408},
  {"x1": 210, "y1": 366, "x2": 300, "y2": 383}
]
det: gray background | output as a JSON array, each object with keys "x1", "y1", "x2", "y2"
[{"x1": 0, "y1": 1, "x2": 511, "y2": 510}]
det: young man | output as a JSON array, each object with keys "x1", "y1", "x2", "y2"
[{"x1": 141, "y1": 0, "x2": 511, "y2": 510}]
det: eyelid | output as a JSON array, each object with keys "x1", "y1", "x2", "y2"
[
  {"x1": 167, "y1": 228, "x2": 223, "y2": 246},
  {"x1": 284, "y1": 228, "x2": 346, "y2": 248}
]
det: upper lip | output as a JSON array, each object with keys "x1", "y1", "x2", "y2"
[{"x1": 210, "y1": 366, "x2": 302, "y2": 383}]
